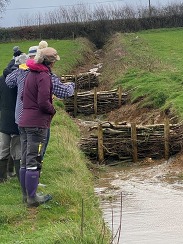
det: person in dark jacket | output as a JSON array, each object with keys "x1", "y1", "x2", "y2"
[
  {"x1": 0, "y1": 53, "x2": 27, "y2": 182},
  {"x1": 0, "y1": 72, "x2": 20, "y2": 182},
  {"x1": 18, "y1": 47, "x2": 60, "y2": 207}
]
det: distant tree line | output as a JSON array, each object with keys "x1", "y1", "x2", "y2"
[{"x1": 1, "y1": 2, "x2": 183, "y2": 47}]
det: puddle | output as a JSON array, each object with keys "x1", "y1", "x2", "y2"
[{"x1": 95, "y1": 161, "x2": 183, "y2": 244}]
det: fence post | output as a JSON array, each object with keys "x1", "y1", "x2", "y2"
[
  {"x1": 118, "y1": 85, "x2": 122, "y2": 107},
  {"x1": 74, "y1": 75, "x2": 78, "y2": 117},
  {"x1": 94, "y1": 87, "x2": 97, "y2": 117},
  {"x1": 98, "y1": 123, "x2": 104, "y2": 164},
  {"x1": 164, "y1": 116, "x2": 170, "y2": 160},
  {"x1": 131, "y1": 123, "x2": 138, "y2": 163},
  {"x1": 88, "y1": 73, "x2": 91, "y2": 90}
]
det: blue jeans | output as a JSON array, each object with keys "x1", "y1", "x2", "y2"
[{"x1": 19, "y1": 127, "x2": 47, "y2": 170}]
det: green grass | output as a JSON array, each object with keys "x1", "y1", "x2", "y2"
[
  {"x1": 109, "y1": 29, "x2": 183, "y2": 119},
  {"x1": 0, "y1": 38, "x2": 94, "y2": 76},
  {"x1": 138, "y1": 27, "x2": 183, "y2": 71},
  {"x1": 0, "y1": 39, "x2": 110, "y2": 243},
  {"x1": 0, "y1": 103, "x2": 110, "y2": 243}
]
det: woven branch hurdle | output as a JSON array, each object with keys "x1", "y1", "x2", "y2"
[
  {"x1": 64, "y1": 86, "x2": 128, "y2": 117},
  {"x1": 79, "y1": 118, "x2": 183, "y2": 164},
  {"x1": 61, "y1": 73, "x2": 99, "y2": 90}
]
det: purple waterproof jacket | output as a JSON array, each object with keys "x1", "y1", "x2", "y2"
[{"x1": 19, "y1": 70, "x2": 55, "y2": 128}]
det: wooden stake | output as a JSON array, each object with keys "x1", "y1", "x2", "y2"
[
  {"x1": 98, "y1": 123, "x2": 104, "y2": 164},
  {"x1": 74, "y1": 75, "x2": 78, "y2": 117},
  {"x1": 81, "y1": 198, "x2": 84, "y2": 238},
  {"x1": 131, "y1": 123, "x2": 138, "y2": 163},
  {"x1": 164, "y1": 116, "x2": 170, "y2": 160},
  {"x1": 94, "y1": 87, "x2": 97, "y2": 116},
  {"x1": 118, "y1": 85, "x2": 122, "y2": 107},
  {"x1": 88, "y1": 73, "x2": 91, "y2": 90}
]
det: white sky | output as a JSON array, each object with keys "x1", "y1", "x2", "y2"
[{"x1": 0, "y1": 0, "x2": 181, "y2": 27}]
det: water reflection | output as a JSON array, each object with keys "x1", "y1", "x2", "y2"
[{"x1": 95, "y1": 162, "x2": 183, "y2": 244}]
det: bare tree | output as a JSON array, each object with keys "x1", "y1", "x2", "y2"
[
  {"x1": 18, "y1": 13, "x2": 32, "y2": 27},
  {"x1": 0, "y1": 0, "x2": 9, "y2": 15}
]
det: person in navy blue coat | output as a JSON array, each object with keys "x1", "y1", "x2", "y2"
[{"x1": 0, "y1": 70, "x2": 20, "y2": 182}]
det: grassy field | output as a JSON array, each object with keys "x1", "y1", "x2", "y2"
[
  {"x1": 103, "y1": 28, "x2": 183, "y2": 119},
  {"x1": 1, "y1": 104, "x2": 110, "y2": 243},
  {"x1": 0, "y1": 38, "x2": 94, "y2": 76},
  {"x1": 0, "y1": 39, "x2": 110, "y2": 243}
]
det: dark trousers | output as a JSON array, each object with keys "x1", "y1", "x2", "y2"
[
  {"x1": 19, "y1": 127, "x2": 47, "y2": 170},
  {"x1": 42, "y1": 128, "x2": 50, "y2": 159}
]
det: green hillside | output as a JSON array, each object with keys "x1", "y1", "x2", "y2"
[
  {"x1": 105, "y1": 28, "x2": 183, "y2": 119},
  {"x1": 0, "y1": 38, "x2": 94, "y2": 76}
]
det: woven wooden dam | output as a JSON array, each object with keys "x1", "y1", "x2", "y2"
[
  {"x1": 63, "y1": 87, "x2": 128, "y2": 116},
  {"x1": 79, "y1": 120, "x2": 183, "y2": 163},
  {"x1": 61, "y1": 73, "x2": 99, "y2": 90}
]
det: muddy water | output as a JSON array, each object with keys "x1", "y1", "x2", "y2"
[{"x1": 95, "y1": 161, "x2": 183, "y2": 244}]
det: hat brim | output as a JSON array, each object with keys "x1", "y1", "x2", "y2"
[
  {"x1": 56, "y1": 55, "x2": 60, "y2": 61},
  {"x1": 28, "y1": 52, "x2": 37, "y2": 57}
]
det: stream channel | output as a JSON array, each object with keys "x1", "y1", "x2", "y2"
[{"x1": 95, "y1": 159, "x2": 183, "y2": 244}]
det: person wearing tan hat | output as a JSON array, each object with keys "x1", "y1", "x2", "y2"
[
  {"x1": 18, "y1": 47, "x2": 60, "y2": 207},
  {"x1": 34, "y1": 47, "x2": 60, "y2": 63}
]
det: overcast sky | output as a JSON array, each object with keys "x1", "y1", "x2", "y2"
[{"x1": 0, "y1": 0, "x2": 181, "y2": 27}]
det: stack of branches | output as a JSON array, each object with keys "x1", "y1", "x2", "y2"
[
  {"x1": 61, "y1": 73, "x2": 99, "y2": 90},
  {"x1": 79, "y1": 121, "x2": 183, "y2": 162},
  {"x1": 64, "y1": 89, "x2": 128, "y2": 115},
  {"x1": 169, "y1": 123, "x2": 183, "y2": 153}
]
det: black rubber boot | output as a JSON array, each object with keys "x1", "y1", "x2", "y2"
[
  {"x1": 8, "y1": 156, "x2": 15, "y2": 177},
  {"x1": 14, "y1": 159, "x2": 20, "y2": 181},
  {"x1": 0, "y1": 159, "x2": 8, "y2": 183},
  {"x1": 25, "y1": 170, "x2": 52, "y2": 207}
]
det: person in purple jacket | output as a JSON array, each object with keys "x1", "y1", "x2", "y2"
[
  {"x1": 18, "y1": 47, "x2": 60, "y2": 207},
  {"x1": 5, "y1": 41, "x2": 75, "y2": 125}
]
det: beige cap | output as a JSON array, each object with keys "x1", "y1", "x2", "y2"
[{"x1": 35, "y1": 47, "x2": 60, "y2": 63}]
